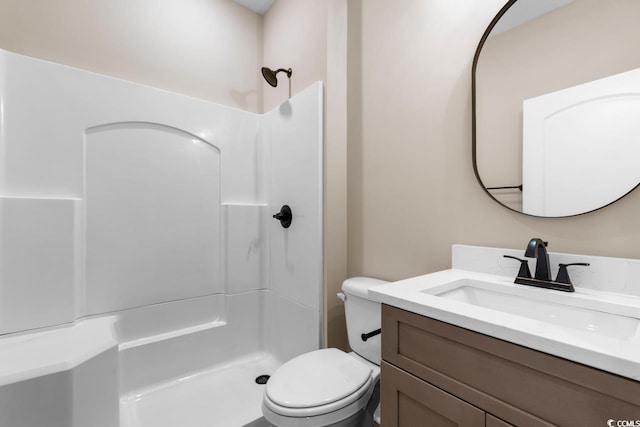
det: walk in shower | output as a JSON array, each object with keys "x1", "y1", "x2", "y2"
[{"x1": 0, "y1": 48, "x2": 323, "y2": 427}]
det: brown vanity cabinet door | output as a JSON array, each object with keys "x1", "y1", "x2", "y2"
[
  {"x1": 381, "y1": 361, "x2": 485, "y2": 427},
  {"x1": 486, "y1": 414, "x2": 514, "y2": 427}
]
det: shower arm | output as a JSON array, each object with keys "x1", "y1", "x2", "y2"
[
  {"x1": 276, "y1": 69, "x2": 292, "y2": 98},
  {"x1": 274, "y1": 68, "x2": 293, "y2": 78}
]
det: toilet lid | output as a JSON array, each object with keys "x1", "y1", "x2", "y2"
[{"x1": 266, "y1": 348, "x2": 372, "y2": 408}]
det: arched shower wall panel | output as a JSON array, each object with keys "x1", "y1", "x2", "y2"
[{"x1": 84, "y1": 123, "x2": 223, "y2": 313}]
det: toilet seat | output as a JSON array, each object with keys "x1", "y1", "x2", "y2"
[
  {"x1": 266, "y1": 348, "x2": 372, "y2": 410},
  {"x1": 262, "y1": 349, "x2": 378, "y2": 425},
  {"x1": 264, "y1": 374, "x2": 372, "y2": 417}
]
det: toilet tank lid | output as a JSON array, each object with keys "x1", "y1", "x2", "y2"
[{"x1": 342, "y1": 277, "x2": 388, "y2": 300}]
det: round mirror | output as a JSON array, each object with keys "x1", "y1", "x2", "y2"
[{"x1": 473, "y1": 0, "x2": 640, "y2": 217}]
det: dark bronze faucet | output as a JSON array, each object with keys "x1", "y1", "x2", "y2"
[
  {"x1": 525, "y1": 238, "x2": 551, "y2": 281},
  {"x1": 503, "y1": 238, "x2": 589, "y2": 292}
]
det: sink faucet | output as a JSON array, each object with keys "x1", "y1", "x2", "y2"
[
  {"x1": 504, "y1": 238, "x2": 589, "y2": 292},
  {"x1": 524, "y1": 238, "x2": 551, "y2": 281}
]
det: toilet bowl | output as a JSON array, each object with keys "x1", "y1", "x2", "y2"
[
  {"x1": 262, "y1": 277, "x2": 387, "y2": 427},
  {"x1": 262, "y1": 349, "x2": 379, "y2": 427}
]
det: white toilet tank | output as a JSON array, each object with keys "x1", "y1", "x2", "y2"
[{"x1": 341, "y1": 277, "x2": 388, "y2": 366}]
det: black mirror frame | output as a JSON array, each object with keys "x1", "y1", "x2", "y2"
[{"x1": 471, "y1": 0, "x2": 640, "y2": 218}]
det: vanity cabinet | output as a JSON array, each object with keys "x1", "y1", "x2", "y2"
[
  {"x1": 380, "y1": 304, "x2": 640, "y2": 426},
  {"x1": 382, "y1": 361, "x2": 486, "y2": 426}
]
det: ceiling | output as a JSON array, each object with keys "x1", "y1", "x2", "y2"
[{"x1": 232, "y1": 0, "x2": 274, "y2": 15}]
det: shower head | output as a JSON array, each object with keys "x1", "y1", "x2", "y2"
[{"x1": 261, "y1": 67, "x2": 292, "y2": 87}]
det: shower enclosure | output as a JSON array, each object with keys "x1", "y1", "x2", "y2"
[{"x1": 0, "y1": 48, "x2": 323, "y2": 426}]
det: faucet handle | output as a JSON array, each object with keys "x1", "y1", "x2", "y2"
[
  {"x1": 555, "y1": 263, "x2": 590, "y2": 285},
  {"x1": 503, "y1": 255, "x2": 532, "y2": 278}
]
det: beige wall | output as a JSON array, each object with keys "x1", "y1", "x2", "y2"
[
  {"x1": 324, "y1": 0, "x2": 349, "y2": 351},
  {"x1": 262, "y1": 0, "x2": 327, "y2": 112},
  {"x1": 0, "y1": 0, "x2": 263, "y2": 112},
  {"x1": 347, "y1": 0, "x2": 640, "y2": 287}
]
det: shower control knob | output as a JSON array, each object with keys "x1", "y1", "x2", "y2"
[{"x1": 273, "y1": 205, "x2": 292, "y2": 228}]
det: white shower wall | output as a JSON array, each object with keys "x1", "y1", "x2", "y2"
[
  {"x1": 0, "y1": 49, "x2": 322, "y2": 363},
  {"x1": 263, "y1": 90, "x2": 324, "y2": 361}
]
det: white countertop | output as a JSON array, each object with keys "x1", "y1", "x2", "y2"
[{"x1": 369, "y1": 269, "x2": 640, "y2": 381}]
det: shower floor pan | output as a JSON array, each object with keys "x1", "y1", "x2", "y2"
[
  {"x1": 120, "y1": 351, "x2": 278, "y2": 427},
  {"x1": 116, "y1": 292, "x2": 281, "y2": 427}
]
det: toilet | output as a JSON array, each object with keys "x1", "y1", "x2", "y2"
[{"x1": 262, "y1": 277, "x2": 388, "y2": 427}]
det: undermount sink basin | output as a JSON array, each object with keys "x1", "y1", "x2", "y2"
[{"x1": 421, "y1": 278, "x2": 640, "y2": 340}]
